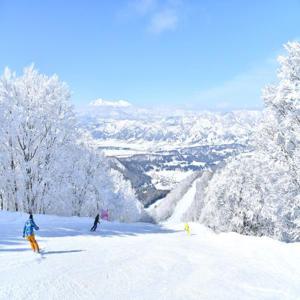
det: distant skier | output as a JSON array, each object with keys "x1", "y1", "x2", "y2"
[
  {"x1": 23, "y1": 213, "x2": 40, "y2": 253},
  {"x1": 90, "y1": 214, "x2": 100, "y2": 232},
  {"x1": 184, "y1": 223, "x2": 191, "y2": 236}
]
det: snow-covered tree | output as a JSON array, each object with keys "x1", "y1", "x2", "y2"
[
  {"x1": 107, "y1": 169, "x2": 143, "y2": 222},
  {"x1": 0, "y1": 66, "x2": 144, "y2": 222},
  {"x1": 198, "y1": 154, "x2": 293, "y2": 239},
  {"x1": 255, "y1": 41, "x2": 300, "y2": 239},
  {"x1": 0, "y1": 66, "x2": 76, "y2": 213},
  {"x1": 258, "y1": 42, "x2": 300, "y2": 189},
  {"x1": 192, "y1": 42, "x2": 300, "y2": 242}
]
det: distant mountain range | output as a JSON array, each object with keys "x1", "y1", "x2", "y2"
[
  {"x1": 78, "y1": 100, "x2": 261, "y2": 148},
  {"x1": 77, "y1": 100, "x2": 262, "y2": 206}
]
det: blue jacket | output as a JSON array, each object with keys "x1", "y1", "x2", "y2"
[{"x1": 23, "y1": 219, "x2": 39, "y2": 237}]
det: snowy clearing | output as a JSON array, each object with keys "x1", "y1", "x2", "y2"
[{"x1": 1, "y1": 211, "x2": 300, "y2": 300}]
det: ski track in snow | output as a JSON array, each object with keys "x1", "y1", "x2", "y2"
[
  {"x1": 1, "y1": 211, "x2": 300, "y2": 300},
  {"x1": 166, "y1": 179, "x2": 198, "y2": 224}
]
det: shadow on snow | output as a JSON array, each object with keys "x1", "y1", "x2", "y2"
[
  {"x1": 0, "y1": 248, "x2": 31, "y2": 252},
  {"x1": 37, "y1": 222, "x2": 178, "y2": 238},
  {"x1": 42, "y1": 250, "x2": 84, "y2": 255},
  {"x1": 0, "y1": 219, "x2": 179, "y2": 253}
]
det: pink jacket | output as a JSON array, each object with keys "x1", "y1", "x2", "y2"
[{"x1": 101, "y1": 209, "x2": 109, "y2": 221}]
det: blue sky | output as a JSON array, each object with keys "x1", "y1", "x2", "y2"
[{"x1": 0, "y1": 0, "x2": 300, "y2": 110}]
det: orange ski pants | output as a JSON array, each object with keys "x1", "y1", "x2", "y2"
[{"x1": 27, "y1": 235, "x2": 40, "y2": 252}]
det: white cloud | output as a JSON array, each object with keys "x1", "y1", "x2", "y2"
[
  {"x1": 132, "y1": 0, "x2": 157, "y2": 15},
  {"x1": 90, "y1": 99, "x2": 132, "y2": 108},
  {"x1": 148, "y1": 9, "x2": 178, "y2": 34},
  {"x1": 122, "y1": 0, "x2": 183, "y2": 34}
]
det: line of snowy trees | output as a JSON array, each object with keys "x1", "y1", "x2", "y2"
[
  {"x1": 190, "y1": 42, "x2": 300, "y2": 242},
  {"x1": 0, "y1": 66, "x2": 143, "y2": 222}
]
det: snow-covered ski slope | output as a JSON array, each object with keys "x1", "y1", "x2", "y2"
[
  {"x1": 1, "y1": 211, "x2": 300, "y2": 300},
  {"x1": 166, "y1": 179, "x2": 198, "y2": 224}
]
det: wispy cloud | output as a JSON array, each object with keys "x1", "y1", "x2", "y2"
[
  {"x1": 194, "y1": 58, "x2": 278, "y2": 111},
  {"x1": 121, "y1": 0, "x2": 183, "y2": 34},
  {"x1": 148, "y1": 9, "x2": 178, "y2": 34},
  {"x1": 132, "y1": 0, "x2": 157, "y2": 16}
]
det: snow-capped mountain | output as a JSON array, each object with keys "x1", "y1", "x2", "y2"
[
  {"x1": 78, "y1": 100, "x2": 261, "y2": 206},
  {"x1": 79, "y1": 100, "x2": 261, "y2": 148}
]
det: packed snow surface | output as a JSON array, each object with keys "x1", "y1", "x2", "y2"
[{"x1": 1, "y1": 211, "x2": 300, "y2": 300}]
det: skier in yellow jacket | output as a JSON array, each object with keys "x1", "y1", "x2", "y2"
[{"x1": 184, "y1": 223, "x2": 190, "y2": 235}]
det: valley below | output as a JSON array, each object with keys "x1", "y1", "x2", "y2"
[{"x1": 79, "y1": 103, "x2": 260, "y2": 207}]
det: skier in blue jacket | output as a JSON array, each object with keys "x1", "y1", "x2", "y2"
[{"x1": 23, "y1": 213, "x2": 40, "y2": 252}]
